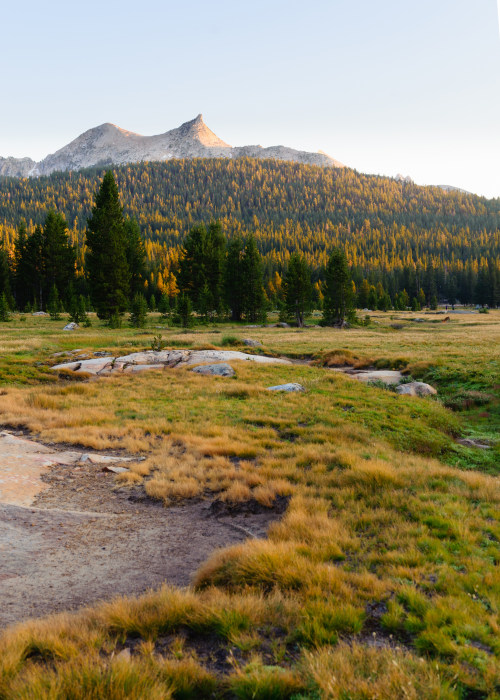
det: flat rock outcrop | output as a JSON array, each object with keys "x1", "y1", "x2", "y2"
[{"x1": 51, "y1": 349, "x2": 290, "y2": 376}]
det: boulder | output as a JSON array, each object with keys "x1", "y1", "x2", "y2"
[
  {"x1": 32, "y1": 311, "x2": 48, "y2": 316},
  {"x1": 277, "y1": 322, "x2": 290, "y2": 328},
  {"x1": 353, "y1": 370, "x2": 403, "y2": 386},
  {"x1": 63, "y1": 322, "x2": 79, "y2": 331},
  {"x1": 242, "y1": 338, "x2": 262, "y2": 348},
  {"x1": 267, "y1": 383, "x2": 305, "y2": 392},
  {"x1": 191, "y1": 363, "x2": 235, "y2": 377},
  {"x1": 396, "y1": 382, "x2": 437, "y2": 397}
]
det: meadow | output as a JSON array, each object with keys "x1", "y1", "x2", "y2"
[{"x1": 0, "y1": 309, "x2": 498, "y2": 699}]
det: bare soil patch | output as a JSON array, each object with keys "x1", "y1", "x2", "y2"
[{"x1": 0, "y1": 438, "x2": 283, "y2": 630}]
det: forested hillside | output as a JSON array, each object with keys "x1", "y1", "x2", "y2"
[{"x1": 0, "y1": 158, "x2": 499, "y2": 305}]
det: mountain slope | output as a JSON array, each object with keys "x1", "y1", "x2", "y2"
[{"x1": 1, "y1": 115, "x2": 344, "y2": 177}]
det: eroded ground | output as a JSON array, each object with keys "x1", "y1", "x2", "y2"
[{"x1": 0, "y1": 431, "x2": 282, "y2": 628}]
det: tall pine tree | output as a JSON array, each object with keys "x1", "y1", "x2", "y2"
[
  {"x1": 241, "y1": 234, "x2": 265, "y2": 323},
  {"x1": 42, "y1": 210, "x2": 76, "y2": 307},
  {"x1": 283, "y1": 253, "x2": 312, "y2": 327},
  {"x1": 323, "y1": 248, "x2": 353, "y2": 326},
  {"x1": 124, "y1": 218, "x2": 146, "y2": 299},
  {"x1": 85, "y1": 171, "x2": 130, "y2": 320}
]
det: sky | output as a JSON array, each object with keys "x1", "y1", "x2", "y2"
[{"x1": 1, "y1": 0, "x2": 499, "y2": 198}]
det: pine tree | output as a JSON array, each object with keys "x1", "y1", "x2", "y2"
[
  {"x1": 124, "y1": 218, "x2": 146, "y2": 299},
  {"x1": 204, "y1": 221, "x2": 226, "y2": 316},
  {"x1": 48, "y1": 284, "x2": 62, "y2": 320},
  {"x1": 175, "y1": 293, "x2": 193, "y2": 327},
  {"x1": 0, "y1": 241, "x2": 13, "y2": 309},
  {"x1": 13, "y1": 221, "x2": 29, "y2": 310},
  {"x1": 159, "y1": 292, "x2": 171, "y2": 319},
  {"x1": 25, "y1": 225, "x2": 45, "y2": 310},
  {"x1": 224, "y1": 236, "x2": 245, "y2": 321},
  {"x1": 42, "y1": 210, "x2": 76, "y2": 307},
  {"x1": 129, "y1": 293, "x2": 148, "y2": 328},
  {"x1": 85, "y1": 171, "x2": 130, "y2": 320},
  {"x1": 0, "y1": 293, "x2": 10, "y2": 321},
  {"x1": 284, "y1": 253, "x2": 312, "y2": 327},
  {"x1": 178, "y1": 225, "x2": 206, "y2": 309},
  {"x1": 241, "y1": 235, "x2": 265, "y2": 322},
  {"x1": 322, "y1": 249, "x2": 353, "y2": 325},
  {"x1": 357, "y1": 279, "x2": 370, "y2": 309}
]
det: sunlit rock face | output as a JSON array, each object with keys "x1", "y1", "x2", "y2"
[{"x1": 1, "y1": 115, "x2": 344, "y2": 177}]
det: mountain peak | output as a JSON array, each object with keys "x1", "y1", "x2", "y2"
[
  {"x1": 174, "y1": 114, "x2": 231, "y2": 148},
  {"x1": 0, "y1": 115, "x2": 344, "y2": 177}
]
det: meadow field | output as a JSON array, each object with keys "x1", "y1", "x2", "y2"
[{"x1": 0, "y1": 309, "x2": 498, "y2": 699}]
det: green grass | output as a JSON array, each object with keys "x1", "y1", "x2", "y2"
[{"x1": 0, "y1": 310, "x2": 498, "y2": 698}]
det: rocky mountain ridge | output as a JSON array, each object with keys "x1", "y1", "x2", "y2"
[{"x1": 0, "y1": 115, "x2": 344, "y2": 177}]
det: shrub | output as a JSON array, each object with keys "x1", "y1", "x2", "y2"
[{"x1": 221, "y1": 335, "x2": 240, "y2": 347}]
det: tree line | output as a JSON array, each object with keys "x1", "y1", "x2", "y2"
[
  {"x1": 0, "y1": 170, "x2": 498, "y2": 325},
  {"x1": 0, "y1": 158, "x2": 498, "y2": 308}
]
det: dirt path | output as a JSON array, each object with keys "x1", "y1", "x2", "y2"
[{"x1": 0, "y1": 433, "x2": 283, "y2": 630}]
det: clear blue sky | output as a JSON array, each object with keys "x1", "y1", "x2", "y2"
[{"x1": 2, "y1": 0, "x2": 499, "y2": 197}]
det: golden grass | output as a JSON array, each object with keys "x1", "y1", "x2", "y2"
[{"x1": 0, "y1": 312, "x2": 498, "y2": 697}]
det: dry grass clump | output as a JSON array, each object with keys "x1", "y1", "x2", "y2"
[
  {"x1": 141, "y1": 442, "x2": 292, "y2": 506},
  {"x1": 318, "y1": 348, "x2": 374, "y2": 368},
  {"x1": 303, "y1": 643, "x2": 459, "y2": 699}
]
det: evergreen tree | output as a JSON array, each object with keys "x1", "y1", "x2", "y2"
[
  {"x1": 48, "y1": 284, "x2": 62, "y2": 320},
  {"x1": 367, "y1": 286, "x2": 378, "y2": 311},
  {"x1": 224, "y1": 235, "x2": 245, "y2": 321},
  {"x1": 357, "y1": 279, "x2": 370, "y2": 309},
  {"x1": 241, "y1": 235, "x2": 265, "y2": 322},
  {"x1": 42, "y1": 210, "x2": 76, "y2": 306},
  {"x1": 204, "y1": 221, "x2": 226, "y2": 316},
  {"x1": 85, "y1": 171, "x2": 130, "y2": 320},
  {"x1": 124, "y1": 218, "x2": 146, "y2": 299},
  {"x1": 284, "y1": 253, "x2": 312, "y2": 327},
  {"x1": 0, "y1": 241, "x2": 13, "y2": 308},
  {"x1": 175, "y1": 293, "x2": 193, "y2": 327},
  {"x1": 159, "y1": 292, "x2": 171, "y2": 318},
  {"x1": 0, "y1": 293, "x2": 10, "y2": 321},
  {"x1": 129, "y1": 293, "x2": 148, "y2": 328},
  {"x1": 25, "y1": 225, "x2": 45, "y2": 310},
  {"x1": 178, "y1": 225, "x2": 206, "y2": 309},
  {"x1": 13, "y1": 221, "x2": 29, "y2": 310},
  {"x1": 323, "y1": 249, "x2": 353, "y2": 325}
]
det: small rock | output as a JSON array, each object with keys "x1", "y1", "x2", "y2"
[
  {"x1": 267, "y1": 383, "x2": 305, "y2": 392},
  {"x1": 102, "y1": 465, "x2": 129, "y2": 474},
  {"x1": 191, "y1": 363, "x2": 235, "y2": 377},
  {"x1": 396, "y1": 382, "x2": 437, "y2": 397},
  {"x1": 80, "y1": 453, "x2": 133, "y2": 464},
  {"x1": 242, "y1": 338, "x2": 262, "y2": 348},
  {"x1": 456, "y1": 438, "x2": 491, "y2": 450},
  {"x1": 63, "y1": 322, "x2": 79, "y2": 331},
  {"x1": 114, "y1": 648, "x2": 131, "y2": 662}
]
